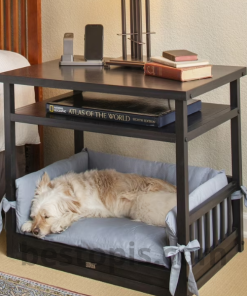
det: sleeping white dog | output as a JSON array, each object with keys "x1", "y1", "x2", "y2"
[{"x1": 21, "y1": 170, "x2": 177, "y2": 238}]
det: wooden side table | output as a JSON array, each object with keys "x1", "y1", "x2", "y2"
[{"x1": 0, "y1": 61, "x2": 246, "y2": 296}]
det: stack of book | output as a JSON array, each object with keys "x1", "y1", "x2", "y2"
[{"x1": 144, "y1": 50, "x2": 212, "y2": 82}]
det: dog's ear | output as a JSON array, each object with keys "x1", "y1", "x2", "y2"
[
  {"x1": 36, "y1": 172, "x2": 53, "y2": 194},
  {"x1": 40, "y1": 172, "x2": 51, "y2": 186}
]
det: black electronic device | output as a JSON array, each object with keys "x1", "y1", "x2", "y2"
[{"x1": 84, "y1": 24, "x2": 104, "y2": 61}]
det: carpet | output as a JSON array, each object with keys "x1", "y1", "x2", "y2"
[{"x1": 0, "y1": 271, "x2": 88, "y2": 296}]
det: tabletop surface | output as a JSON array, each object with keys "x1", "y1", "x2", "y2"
[{"x1": 0, "y1": 59, "x2": 246, "y2": 100}]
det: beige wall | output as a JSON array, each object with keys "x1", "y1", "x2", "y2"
[{"x1": 41, "y1": 0, "x2": 247, "y2": 206}]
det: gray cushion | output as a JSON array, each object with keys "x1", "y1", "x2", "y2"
[
  {"x1": 43, "y1": 217, "x2": 169, "y2": 267},
  {"x1": 88, "y1": 149, "x2": 220, "y2": 194},
  {"x1": 165, "y1": 172, "x2": 228, "y2": 251},
  {"x1": 16, "y1": 148, "x2": 227, "y2": 267}
]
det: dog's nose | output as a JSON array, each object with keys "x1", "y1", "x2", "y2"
[{"x1": 32, "y1": 227, "x2": 40, "y2": 235}]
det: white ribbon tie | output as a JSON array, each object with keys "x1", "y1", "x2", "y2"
[
  {"x1": 0, "y1": 196, "x2": 16, "y2": 233},
  {"x1": 164, "y1": 240, "x2": 200, "y2": 296}
]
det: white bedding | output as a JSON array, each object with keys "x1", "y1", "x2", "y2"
[{"x1": 0, "y1": 50, "x2": 40, "y2": 152}]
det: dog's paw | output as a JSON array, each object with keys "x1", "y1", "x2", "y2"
[
  {"x1": 51, "y1": 224, "x2": 64, "y2": 234},
  {"x1": 21, "y1": 221, "x2": 33, "y2": 233}
]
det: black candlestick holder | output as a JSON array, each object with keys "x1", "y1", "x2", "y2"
[{"x1": 106, "y1": 0, "x2": 155, "y2": 68}]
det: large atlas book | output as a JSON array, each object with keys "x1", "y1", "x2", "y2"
[{"x1": 46, "y1": 92, "x2": 202, "y2": 128}]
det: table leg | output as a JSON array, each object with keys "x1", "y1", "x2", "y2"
[
  {"x1": 231, "y1": 79, "x2": 244, "y2": 252},
  {"x1": 175, "y1": 100, "x2": 190, "y2": 295},
  {"x1": 4, "y1": 83, "x2": 17, "y2": 258},
  {"x1": 74, "y1": 130, "x2": 84, "y2": 154},
  {"x1": 74, "y1": 90, "x2": 84, "y2": 154}
]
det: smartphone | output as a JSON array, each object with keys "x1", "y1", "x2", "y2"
[{"x1": 84, "y1": 24, "x2": 104, "y2": 61}]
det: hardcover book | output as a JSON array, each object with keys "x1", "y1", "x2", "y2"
[
  {"x1": 150, "y1": 56, "x2": 209, "y2": 68},
  {"x1": 162, "y1": 50, "x2": 198, "y2": 62},
  {"x1": 46, "y1": 92, "x2": 202, "y2": 128},
  {"x1": 144, "y1": 63, "x2": 212, "y2": 82}
]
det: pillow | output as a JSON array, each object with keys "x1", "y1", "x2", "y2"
[
  {"x1": 0, "y1": 50, "x2": 40, "y2": 151},
  {"x1": 165, "y1": 172, "x2": 228, "y2": 250},
  {"x1": 88, "y1": 149, "x2": 220, "y2": 194}
]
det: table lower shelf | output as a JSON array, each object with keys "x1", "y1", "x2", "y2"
[{"x1": 11, "y1": 96, "x2": 238, "y2": 143}]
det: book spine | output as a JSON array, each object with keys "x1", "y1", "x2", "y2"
[
  {"x1": 144, "y1": 63, "x2": 182, "y2": 81},
  {"x1": 46, "y1": 104, "x2": 159, "y2": 127}
]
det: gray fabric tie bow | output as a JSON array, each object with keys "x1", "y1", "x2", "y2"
[
  {"x1": 231, "y1": 186, "x2": 247, "y2": 206},
  {"x1": 163, "y1": 240, "x2": 200, "y2": 296},
  {"x1": 0, "y1": 196, "x2": 16, "y2": 233}
]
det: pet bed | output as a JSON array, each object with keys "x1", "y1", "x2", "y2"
[{"x1": 15, "y1": 149, "x2": 228, "y2": 268}]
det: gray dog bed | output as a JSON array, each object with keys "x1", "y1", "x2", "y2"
[{"x1": 15, "y1": 149, "x2": 228, "y2": 268}]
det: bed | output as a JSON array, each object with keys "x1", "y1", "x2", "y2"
[
  {"x1": 0, "y1": 0, "x2": 43, "y2": 199},
  {"x1": 15, "y1": 149, "x2": 229, "y2": 269},
  {"x1": 1, "y1": 148, "x2": 241, "y2": 296}
]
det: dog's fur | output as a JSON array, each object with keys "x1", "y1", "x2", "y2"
[{"x1": 21, "y1": 169, "x2": 177, "y2": 238}]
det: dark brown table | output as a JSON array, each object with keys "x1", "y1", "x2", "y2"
[{"x1": 0, "y1": 60, "x2": 246, "y2": 296}]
